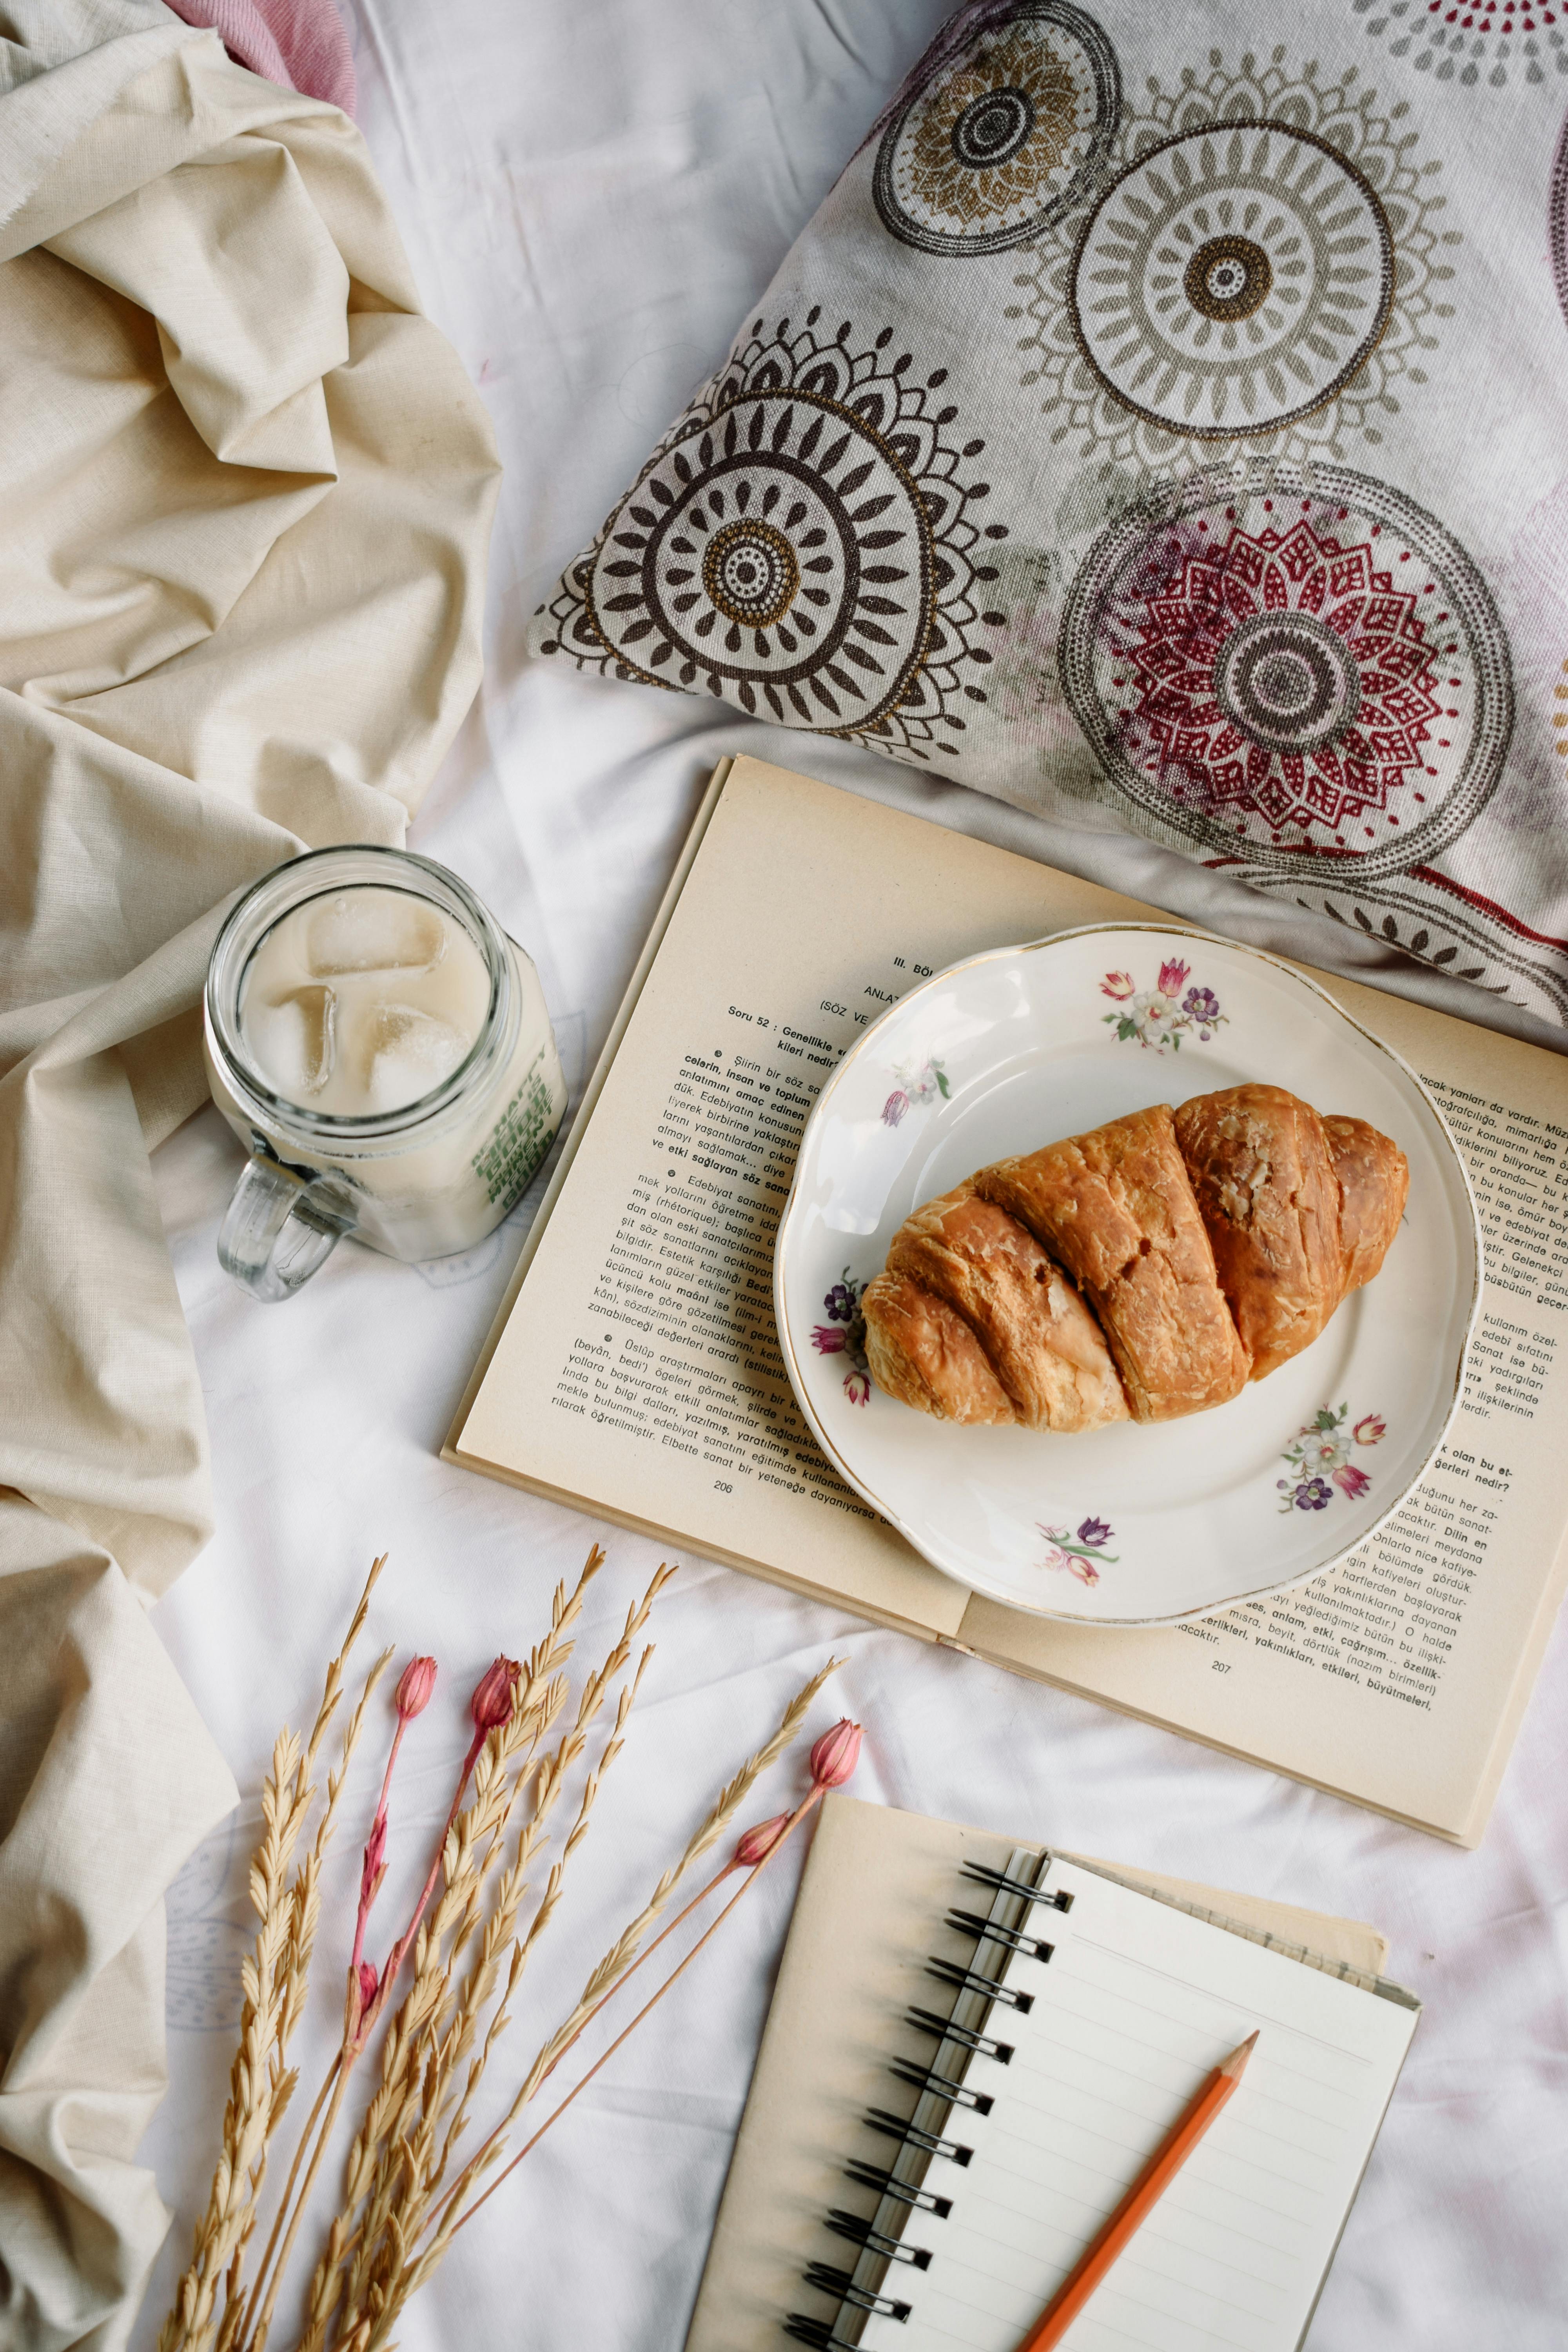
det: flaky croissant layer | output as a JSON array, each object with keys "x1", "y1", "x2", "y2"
[{"x1": 861, "y1": 1085, "x2": 1408, "y2": 1431}]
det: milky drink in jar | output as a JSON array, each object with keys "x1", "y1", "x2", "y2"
[{"x1": 205, "y1": 847, "x2": 567, "y2": 1300}]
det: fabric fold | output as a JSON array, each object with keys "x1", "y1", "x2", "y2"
[{"x1": 0, "y1": 6, "x2": 500, "y2": 2343}]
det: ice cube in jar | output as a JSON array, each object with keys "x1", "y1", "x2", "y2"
[
  {"x1": 307, "y1": 890, "x2": 446, "y2": 975},
  {"x1": 245, "y1": 984, "x2": 338, "y2": 1098},
  {"x1": 240, "y1": 887, "x2": 490, "y2": 1114},
  {"x1": 357, "y1": 1004, "x2": 468, "y2": 1112}
]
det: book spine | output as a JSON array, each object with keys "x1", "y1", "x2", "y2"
[{"x1": 783, "y1": 1853, "x2": 1073, "y2": 2348}]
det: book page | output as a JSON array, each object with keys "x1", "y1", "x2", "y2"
[
  {"x1": 452, "y1": 756, "x2": 1568, "y2": 1837},
  {"x1": 683, "y1": 1798, "x2": 1392, "y2": 2352},
  {"x1": 454, "y1": 760, "x2": 1160, "y2": 1639},
  {"x1": 856, "y1": 1860, "x2": 1417, "y2": 2352},
  {"x1": 961, "y1": 990, "x2": 1568, "y2": 1845}
]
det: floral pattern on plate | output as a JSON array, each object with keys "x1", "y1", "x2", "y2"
[
  {"x1": 1038, "y1": 1515, "x2": 1118, "y2": 1584},
  {"x1": 811, "y1": 1267, "x2": 871, "y2": 1405},
  {"x1": 1101, "y1": 958, "x2": 1227, "y2": 1054},
  {"x1": 882, "y1": 1054, "x2": 950, "y2": 1127},
  {"x1": 1278, "y1": 1404, "x2": 1386, "y2": 1513}
]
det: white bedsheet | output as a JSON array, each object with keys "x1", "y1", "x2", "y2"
[{"x1": 133, "y1": 3, "x2": 1568, "y2": 2346}]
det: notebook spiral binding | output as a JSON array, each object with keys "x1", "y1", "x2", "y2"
[{"x1": 784, "y1": 1847, "x2": 1067, "y2": 2347}]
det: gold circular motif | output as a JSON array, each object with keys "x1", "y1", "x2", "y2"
[
  {"x1": 873, "y1": 1, "x2": 1120, "y2": 256},
  {"x1": 701, "y1": 519, "x2": 800, "y2": 630},
  {"x1": 1182, "y1": 233, "x2": 1273, "y2": 323},
  {"x1": 907, "y1": 44, "x2": 1081, "y2": 230}
]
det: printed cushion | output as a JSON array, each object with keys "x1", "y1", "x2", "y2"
[{"x1": 530, "y1": 0, "x2": 1568, "y2": 1025}]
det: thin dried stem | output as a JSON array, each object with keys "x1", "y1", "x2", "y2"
[
  {"x1": 295, "y1": 1553, "x2": 611, "y2": 2352},
  {"x1": 166, "y1": 1545, "x2": 845, "y2": 2352},
  {"x1": 159, "y1": 1557, "x2": 387, "y2": 2352},
  {"x1": 534, "y1": 1654, "x2": 841, "y2": 2081},
  {"x1": 326, "y1": 1563, "x2": 672, "y2": 2350},
  {"x1": 425, "y1": 1646, "x2": 655, "y2": 2207},
  {"x1": 236, "y1": 1637, "x2": 396, "y2": 2352},
  {"x1": 407, "y1": 1657, "x2": 839, "y2": 2279},
  {"x1": 276, "y1": 1562, "x2": 602, "y2": 2352},
  {"x1": 417, "y1": 1786, "x2": 825, "y2": 2288}
]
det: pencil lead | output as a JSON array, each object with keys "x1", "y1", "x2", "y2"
[{"x1": 1221, "y1": 2030, "x2": 1259, "y2": 2078}]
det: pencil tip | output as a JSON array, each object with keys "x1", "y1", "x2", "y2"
[{"x1": 1221, "y1": 2031, "x2": 1259, "y2": 2078}]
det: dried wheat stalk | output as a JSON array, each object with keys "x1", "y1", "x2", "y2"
[
  {"x1": 320, "y1": 1564, "x2": 675, "y2": 2352},
  {"x1": 401, "y1": 1653, "x2": 842, "y2": 2293},
  {"x1": 275, "y1": 1561, "x2": 602, "y2": 2352},
  {"x1": 229, "y1": 1641, "x2": 413, "y2": 2352},
  {"x1": 160, "y1": 1558, "x2": 389, "y2": 2352},
  {"x1": 162, "y1": 1546, "x2": 848, "y2": 2352}
]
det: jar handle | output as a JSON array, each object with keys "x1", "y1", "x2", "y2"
[{"x1": 217, "y1": 1151, "x2": 358, "y2": 1303}]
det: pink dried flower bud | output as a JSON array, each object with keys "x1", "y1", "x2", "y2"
[
  {"x1": 733, "y1": 1813, "x2": 791, "y2": 1867},
  {"x1": 396, "y1": 1655, "x2": 437, "y2": 1718},
  {"x1": 357, "y1": 1960, "x2": 379, "y2": 2011},
  {"x1": 809, "y1": 1718, "x2": 863, "y2": 1789},
  {"x1": 470, "y1": 1655, "x2": 521, "y2": 1733},
  {"x1": 359, "y1": 1813, "x2": 388, "y2": 1904}
]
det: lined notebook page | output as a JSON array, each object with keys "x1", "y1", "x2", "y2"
[{"x1": 858, "y1": 1860, "x2": 1418, "y2": 2352}]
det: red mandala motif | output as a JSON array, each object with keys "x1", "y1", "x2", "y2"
[{"x1": 1120, "y1": 517, "x2": 1443, "y2": 841}]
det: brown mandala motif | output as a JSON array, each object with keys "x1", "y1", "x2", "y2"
[
  {"x1": 534, "y1": 314, "x2": 1007, "y2": 762},
  {"x1": 1008, "y1": 49, "x2": 1458, "y2": 468},
  {"x1": 873, "y1": 0, "x2": 1121, "y2": 255}
]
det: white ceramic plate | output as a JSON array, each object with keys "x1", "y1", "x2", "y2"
[{"x1": 774, "y1": 924, "x2": 1480, "y2": 1627}]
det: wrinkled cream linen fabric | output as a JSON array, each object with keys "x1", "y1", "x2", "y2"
[
  {"x1": 0, "y1": 6, "x2": 499, "y2": 2344},
  {"x1": 118, "y1": 5, "x2": 1567, "y2": 2349}
]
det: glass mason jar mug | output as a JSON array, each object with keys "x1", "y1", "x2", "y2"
[{"x1": 205, "y1": 846, "x2": 567, "y2": 1301}]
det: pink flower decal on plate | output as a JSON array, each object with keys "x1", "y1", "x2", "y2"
[
  {"x1": 811, "y1": 1267, "x2": 871, "y2": 1405},
  {"x1": 882, "y1": 1054, "x2": 949, "y2": 1127},
  {"x1": 1037, "y1": 1516, "x2": 1118, "y2": 1585},
  {"x1": 1101, "y1": 958, "x2": 1228, "y2": 1055},
  {"x1": 1278, "y1": 1403, "x2": 1384, "y2": 1514}
]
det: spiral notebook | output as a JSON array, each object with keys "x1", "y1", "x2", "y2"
[{"x1": 684, "y1": 1799, "x2": 1419, "y2": 2352}]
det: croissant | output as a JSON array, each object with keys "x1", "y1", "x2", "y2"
[{"x1": 861, "y1": 1085, "x2": 1408, "y2": 1430}]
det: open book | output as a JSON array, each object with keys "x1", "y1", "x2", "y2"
[
  {"x1": 446, "y1": 756, "x2": 1568, "y2": 1843},
  {"x1": 681, "y1": 1797, "x2": 1418, "y2": 2352}
]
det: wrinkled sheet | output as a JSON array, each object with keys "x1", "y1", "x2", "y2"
[
  {"x1": 131, "y1": 4, "x2": 1568, "y2": 2349},
  {"x1": 0, "y1": 3, "x2": 497, "y2": 2343}
]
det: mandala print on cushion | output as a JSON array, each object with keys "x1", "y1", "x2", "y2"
[
  {"x1": 1349, "y1": 0, "x2": 1568, "y2": 91},
  {"x1": 1069, "y1": 123, "x2": 1394, "y2": 437},
  {"x1": 534, "y1": 314, "x2": 1006, "y2": 758},
  {"x1": 1059, "y1": 465, "x2": 1514, "y2": 873},
  {"x1": 531, "y1": 0, "x2": 1568, "y2": 1024},
  {"x1": 1013, "y1": 50, "x2": 1457, "y2": 466},
  {"x1": 873, "y1": 0, "x2": 1121, "y2": 253}
]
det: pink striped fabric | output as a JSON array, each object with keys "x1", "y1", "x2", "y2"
[{"x1": 162, "y1": 0, "x2": 356, "y2": 115}]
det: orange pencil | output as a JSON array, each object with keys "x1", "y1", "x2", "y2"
[{"x1": 1014, "y1": 2031, "x2": 1259, "y2": 2352}]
